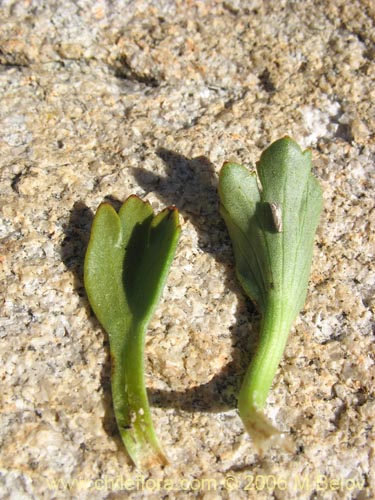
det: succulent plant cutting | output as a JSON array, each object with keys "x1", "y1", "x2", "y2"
[
  {"x1": 218, "y1": 137, "x2": 323, "y2": 451},
  {"x1": 84, "y1": 195, "x2": 180, "y2": 468}
]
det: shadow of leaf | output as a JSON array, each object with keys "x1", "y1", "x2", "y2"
[
  {"x1": 133, "y1": 149, "x2": 224, "y2": 258},
  {"x1": 133, "y1": 149, "x2": 259, "y2": 412}
]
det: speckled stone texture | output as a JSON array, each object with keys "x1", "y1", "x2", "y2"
[{"x1": 1, "y1": 0, "x2": 374, "y2": 498}]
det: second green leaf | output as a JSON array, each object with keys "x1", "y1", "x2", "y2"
[{"x1": 219, "y1": 137, "x2": 323, "y2": 452}]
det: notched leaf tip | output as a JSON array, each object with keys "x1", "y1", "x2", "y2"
[
  {"x1": 96, "y1": 201, "x2": 117, "y2": 210},
  {"x1": 222, "y1": 158, "x2": 242, "y2": 167},
  {"x1": 161, "y1": 204, "x2": 179, "y2": 213},
  {"x1": 157, "y1": 205, "x2": 181, "y2": 228},
  {"x1": 125, "y1": 194, "x2": 153, "y2": 207}
]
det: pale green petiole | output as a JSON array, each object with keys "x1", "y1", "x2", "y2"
[
  {"x1": 219, "y1": 137, "x2": 323, "y2": 452},
  {"x1": 84, "y1": 195, "x2": 180, "y2": 468}
]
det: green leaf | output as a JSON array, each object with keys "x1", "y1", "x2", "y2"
[
  {"x1": 219, "y1": 137, "x2": 322, "y2": 452},
  {"x1": 84, "y1": 195, "x2": 181, "y2": 468}
]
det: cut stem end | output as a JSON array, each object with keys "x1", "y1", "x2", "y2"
[{"x1": 239, "y1": 405, "x2": 295, "y2": 456}]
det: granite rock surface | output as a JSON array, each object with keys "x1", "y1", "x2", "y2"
[{"x1": 1, "y1": 1, "x2": 374, "y2": 499}]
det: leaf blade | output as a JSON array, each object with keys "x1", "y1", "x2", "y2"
[{"x1": 84, "y1": 203, "x2": 130, "y2": 338}]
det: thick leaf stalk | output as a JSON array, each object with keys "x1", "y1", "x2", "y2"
[{"x1": 219, "y1": 137, "x2": 322, "y2": 452}]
